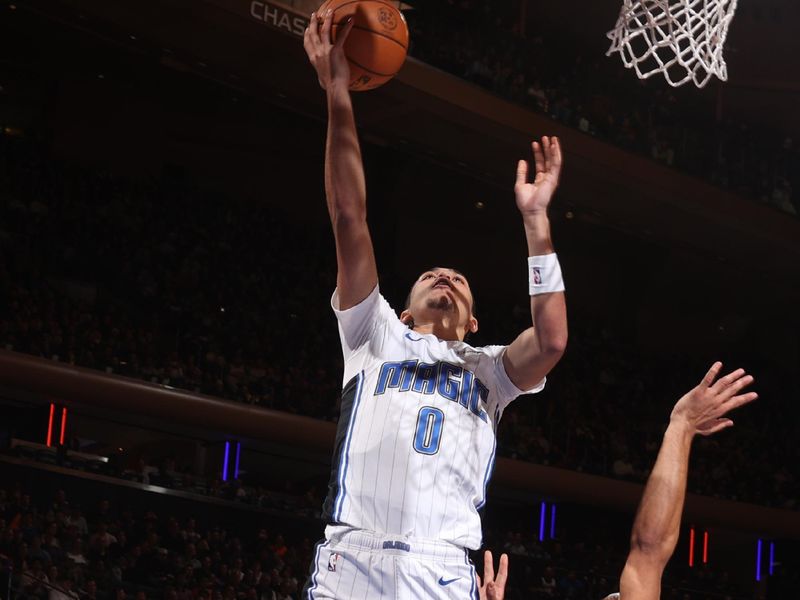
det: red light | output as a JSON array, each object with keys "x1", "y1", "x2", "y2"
[
  {"x1": 689, "y1": 527, "x2": 696, "y2": 567},
  {"x1": 46, "y1": 403, "x2": 55, "y2": 447},
  {"x1": 59, "y1": 407, "x2": 67, "y2": 445},
  {"x1": 703, "y1": 531, "x2": 709, "y2": 564}
]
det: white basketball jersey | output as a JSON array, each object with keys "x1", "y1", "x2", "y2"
[{"x1": 322, "y1": 286, "x2": 544, "y2": 550}]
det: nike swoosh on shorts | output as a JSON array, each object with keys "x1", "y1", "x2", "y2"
[{"x1": 438, "y1": 577, "x2": 460, "y2": 586}]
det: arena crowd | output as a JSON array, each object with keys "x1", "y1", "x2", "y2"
[
  {"x1": 0, "y1": 478, "x2": 756, "y2": 600},
  {"x1": 1, "y1": 136, "x2": 797, "y2": 511}
]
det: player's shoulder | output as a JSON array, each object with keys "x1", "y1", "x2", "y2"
[
  {"x1": 452, "y1": 341, "x2": 506, "y2": 359},
  {"x1": 332, "y1": 285, "x2": 402, "y2": 324}
]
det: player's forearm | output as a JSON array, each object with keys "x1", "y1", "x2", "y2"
[
  {"x1": 325, "y1": 84, "x2": 367, "y2": 224},
  {"x1": 524, "y1": 211, "x2": 567, "y2": 355},
  {"x1": 630, "y1": 420, "x2": 694, "y2": 564}
]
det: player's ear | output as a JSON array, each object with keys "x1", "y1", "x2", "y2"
[
  {"x1": 400, "y1": 310, "x2": 414, "y2": 329},
  {"x1": 469, "y1": 316, "x2": 478, "y2": 334}
]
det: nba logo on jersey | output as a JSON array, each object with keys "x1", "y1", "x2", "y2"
[
  {"x1": 532, "y1": 266, "x2": 542, "y2": 285},
  {"x1": 328, "y1": 553, "x2": 341, "y2": 572}
]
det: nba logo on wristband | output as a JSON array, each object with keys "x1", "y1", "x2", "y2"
[{"x1": 528, "y1": 254, "x2": 565, "y2": 296}]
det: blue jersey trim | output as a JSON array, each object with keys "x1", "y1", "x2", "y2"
[
  {"x1": 333, "y1": 370, "x2": 365, "y2": 521},
  {"x1": 304, "y1": 540, "x2": 328, "y2": 600},
  {"x1": 475, "y1": 435, "x2": 497, "y2": 511},
  {"x1": 468, "y1": 554, "x2": 479, "y2": 600}
]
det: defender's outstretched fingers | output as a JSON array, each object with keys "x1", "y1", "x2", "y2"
[
  {"x1": 712, "y1": 368, "x2": 746, "y2": 393},
  {"x1": 722, "y1": 374, "x2": 754, "y2": 399},
  {"x1": 701, "y1": 361, "x2": 723, "y2": 388},
  {"x1": 699, "y1": 418, "x2": 734, "y2": 436},
  {"x1": 721, "y1": 392, "x2": 758, "y2": 413},
  {"x1": 483, "y1": 550, "x2": 495, "y2": 584},
  {"x1": 496, "y1": 553, "x2": 509, "y2": 588}
]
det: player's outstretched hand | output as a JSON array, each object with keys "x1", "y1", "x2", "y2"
[
  {"x1": 303, "y1": 9, "x2": 354, "y2": 90},
  {"x1": 478, "y1": 551, "x2": 508, "y2": 600},
  {"x1": 670, "y1": 362, "x2": 758, "y2": 436},
  {"x1": 515, "y1": 136, "x2": 562, "y2": 215}
]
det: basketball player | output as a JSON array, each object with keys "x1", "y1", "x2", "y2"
[
  {"x1": 469, "y1": 364, "x2": 757, "y2": 600},
  {"x1": 302, "y1": 9, "x2": 568, "y2": 600},
  {"x1": 611, "y1": 362, "x2": 756, "y2": 600}
]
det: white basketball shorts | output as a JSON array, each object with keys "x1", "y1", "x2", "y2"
[{"x1": 302, "y1": 527, "x2": 479, "y2": 600}]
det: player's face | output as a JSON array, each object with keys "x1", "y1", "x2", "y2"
[{"x1": 405, "y1": 267, "x2": 477, "y2": 332}]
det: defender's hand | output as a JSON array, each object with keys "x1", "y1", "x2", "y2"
[
  {"x1": 478, "y1": 551, "x2": 508, "y2": 600},
  {"x1": 671, "y1": 362, "x2": 758, "y2": 436},
  {"x1": 515, "y1": 136, "x2": 562, "y2": 215},
  {"x1": 303, "y1": 10, "x2": 354, "y2": 91}
]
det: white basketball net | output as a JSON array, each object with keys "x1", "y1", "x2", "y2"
[{"x1": 606, "y1": 0, "x2": 738, "y2": 88}]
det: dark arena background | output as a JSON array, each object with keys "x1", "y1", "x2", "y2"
[{"x1": 1, "y1": 0, "x2": 800, "y2": 598}]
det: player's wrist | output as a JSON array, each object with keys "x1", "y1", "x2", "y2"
[
  {"x1": 667, "y1": 414, "x2": 696, "y2": 440},
  {"x1": 520, "y1": 208, "x2": 550, "y2": 222},
  {"x1": 326, "y1": 80, "x2": 351, "y2": 99}
]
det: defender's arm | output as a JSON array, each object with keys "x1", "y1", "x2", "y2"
[{"x1": 620, "y1": 363, "x2": 757, "y2": 599}]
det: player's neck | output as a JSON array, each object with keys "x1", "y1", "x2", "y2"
[{"x1": 411, "y1": 319, "x2": 465, "y2": 342}]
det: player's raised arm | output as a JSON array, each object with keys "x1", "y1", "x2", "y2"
[
  {"x1": 503, "y1": 136, "x2": 568, "y2": 391},
  {"x1": 304, "y1": 10, "x2": 378, "y2": 309},
  {"x1": 619, "y1": 363, "x2": 757, "y2": 600}
]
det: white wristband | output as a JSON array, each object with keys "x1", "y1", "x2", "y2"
[{"x1": 528, "y1": 253, "x2": 565, "y2": 296}]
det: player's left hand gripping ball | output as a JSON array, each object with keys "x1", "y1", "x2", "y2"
[{"x1": 312, "y1": 0, "x2": 409, "y2": 91}]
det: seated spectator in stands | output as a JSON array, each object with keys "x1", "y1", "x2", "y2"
[
  {"x1": 539, "y1": 565, "x2": 557, "y2": 597},
  {"x1": 65, "y1": 507, "x2": 88, "y2": 537},
  {"x1": 89, "y1": 523, "x2": 117, "y2": 556},
  {"x1": 49, "y1": 573, "x2": 79, "y2": 600},
  {"x1": 612, "y1": 451, "x2": 638, "y2": 479},
  {"x1": 65, "y1": 539, "x2": 87, "y2": 566},
  {"x1": 28, "y1": 536, "x2": 52, "y2": 565},
  {"x1": 558, "y1": 569, "x2": 586, "y2": 599},
  {"x1": 22, "y1": 559, "x2": 50, "y2": 595}
]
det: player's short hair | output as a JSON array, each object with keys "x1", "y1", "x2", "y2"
[{"x1": 601, "y1": 594, "x2": 620, "y2": 600}]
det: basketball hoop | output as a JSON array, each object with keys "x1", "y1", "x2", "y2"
[{"x1": 606, "y1": 0, "x2": 738, "y2": 88}]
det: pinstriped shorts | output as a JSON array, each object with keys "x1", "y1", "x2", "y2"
[{"x1": 302, "y1": 527, "x2": 479, "y2": 600}]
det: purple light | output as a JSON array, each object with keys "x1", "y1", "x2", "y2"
[
  {"x1": 222, "y1": 441, "x2": 230, "y2": 482},
  {"x1": 234, "y1": 442, "x2": 241, "y2": 479},
  {"x1": 539, "y1": 502, "x2": 546, "y2": 542},
  {"x1": 756, "y1": 539, "x2": 762, "y2": 582},
  {"x1": 550, "y1": 503, "x2": 557, "y2": 539},
  {"x1": 769, "y1": 542, "x2": 775, "y2": 576}
]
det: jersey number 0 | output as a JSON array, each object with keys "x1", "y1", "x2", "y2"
[{"x1": 413, "y1": 406, "x2": 444, "y2": 455}]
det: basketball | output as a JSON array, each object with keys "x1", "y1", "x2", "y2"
[{"x1": 317, "y1": 0, "x2": 409, "y2": 91}]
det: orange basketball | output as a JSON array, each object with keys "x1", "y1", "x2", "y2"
[{"x1": 317, "y1": 0, "x2": 409, "y2": 91}]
